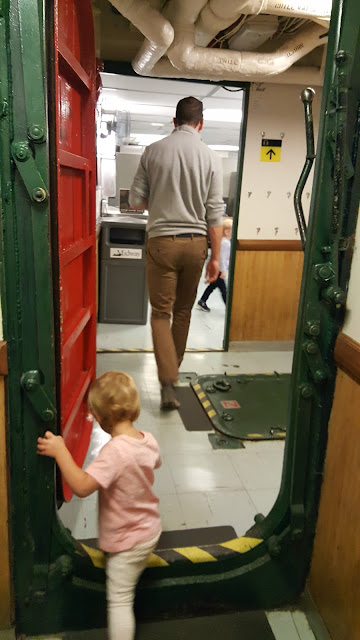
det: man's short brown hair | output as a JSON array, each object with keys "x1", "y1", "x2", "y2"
[{"x1": 175, "y1": 96, "x2": 203, "y2": 127}]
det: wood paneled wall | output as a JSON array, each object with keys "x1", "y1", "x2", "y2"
[
  {"x1": 0, "y1": 342, "x2": 11, "y2": 629},
  {"x1": 229, "y1": 240, "x2": 303, "y2": 342},
  {"x1": 309, "y1": 333, "x2": 360, "y2": 640}
]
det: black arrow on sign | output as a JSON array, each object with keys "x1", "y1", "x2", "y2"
[{"x1": 266, "y1": 149, "x2": 276, "y2": 160}]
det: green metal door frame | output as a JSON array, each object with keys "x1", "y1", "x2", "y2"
[
  {"x1": 0, "y1": 0, "x2": 359, "y2": 635},
  {"x1": 0, "y1": 0, "x2": 58, "y2": 627},
  {"x1": 223, "y1": 86, "x2": 250, "y2": 350}
]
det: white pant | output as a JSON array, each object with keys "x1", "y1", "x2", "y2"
[{"x1": 106, "y1": 532, "x2": 161, "y2": 640}]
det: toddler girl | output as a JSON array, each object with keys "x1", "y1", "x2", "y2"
[{"x1": 37, "y1": 371, "x2": 162, "y2": 640}]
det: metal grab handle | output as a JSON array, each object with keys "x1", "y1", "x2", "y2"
[{"x1": 293, "y1": 88, "x2": 316, "y2": 251}]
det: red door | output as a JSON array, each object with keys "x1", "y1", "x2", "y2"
[{"x1": 53, "y1": 0, "x2": 97, "y2": 500}]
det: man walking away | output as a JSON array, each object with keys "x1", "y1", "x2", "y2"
[{"x1": 130, "y1": 96, "x2": 224, "y2": 410}]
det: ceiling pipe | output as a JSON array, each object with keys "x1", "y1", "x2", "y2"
[
  {"x1": 196, "y1": 0, "x2": 331, "y2": 46},
  {"x1": 117, "y1": 0, "x2": 328, "y2": 84},
  {"x1": 164, "y1": 0, "x2": 208, "y2": 25},
  {"x1": 208, "y1": 0, "x2": 331, "y2": 20},
  {"x1": 159, "y1": 22, "x2": 326, "y2": 78},
  {"x1": 147, "y1": 56, "x2": 323, "y2": 86},
  {"x1": 196, "y1": 1, "x2": 257, "y2": 45},
  {"x1": 108, "y1": 0, "x2": 174, "y2": 75},
  {"x1": 246, "y1": 0, "x2": 330, "y2": 28}
]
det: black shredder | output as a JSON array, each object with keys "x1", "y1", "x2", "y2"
[{"x1": 99, "y1": 216, "x2": 148, "y2": 324}]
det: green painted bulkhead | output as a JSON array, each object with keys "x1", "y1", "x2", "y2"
[{"x1": 0, "y1": 0, "x2": 359, "y2": 634}]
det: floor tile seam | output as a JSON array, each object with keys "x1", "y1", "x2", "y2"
[
  {"x1": 182, "y1": 487, "x2": 255, "y2": 497},
  {"x1": 160, "y1": 457, "x2": 179, "y2": 495},
  {"x1": 266, "y1": 611, "x2": 302, "y2": 640},
  {"x1": 291, "y1": 611, "x2": 312, "y2": 640},
  {"x1": 242, "y1": 486, "x2": 261, "y2": 515},
  {"x1": 241, "y1": 481, "x2": 282, "y2": 492},
  {"x1": 164, "y1": 491, "x2": 187, "y2": 528},
  {"x1": 225, "y1": 450, "x2": 250, "y2": 488},
  {"x1": 172, "y1": 486, "x2": 255, "y2": 497},
  {"x1": 176, "y1": 492, "x2": 219, "y2": 530}
]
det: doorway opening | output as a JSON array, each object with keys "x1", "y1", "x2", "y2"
[
  {"x1": 58, "y1": 71, "x2": 291, "y2": 547},
  {"x1": 95, "y1": 72, "x2": 246, "y2": 353}
]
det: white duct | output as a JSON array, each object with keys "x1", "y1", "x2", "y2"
[
  {"x1": 208, "y1": 0, "x2": 331, "y2": 20},
  {"x1": 196, "y1": 1, "x2": 255, "y2": 45},
  {"x1": 246, "y1": 0, "x2": 331, "y2": 28},
  {"x1": 196, "y1": 0, "x2": 331, "y2": 46},
  {"x1": 160, "y1": 22, "x2": 326, "y2": 79},
  {"x1": 164, "y1": 0, "x2": 208, "y2": 25},
  {"x1": 148, "y1": 55, "x2": 323, "y2": 86},
  {"x1": 108, "y1": 0, "x2": 174, "y2": 75},
  {"x1": 114, "y1": 0, "x2": 328, "y2": 85}
]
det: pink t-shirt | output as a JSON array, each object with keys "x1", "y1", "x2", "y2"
[{"x1": 85, "y1": 432, "x2": 162, "y2": 552}]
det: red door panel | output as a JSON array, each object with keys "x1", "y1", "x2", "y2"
[{"x1": 54, "y1": 0, "x2": 97, "y2": 500}]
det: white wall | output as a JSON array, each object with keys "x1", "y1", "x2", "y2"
[
  {"x1": 238, "y1": 83, "x2": 322, "y2": 240},
  {"x1": 342, "y1": 211, "x2": 360, "y2": 343}
]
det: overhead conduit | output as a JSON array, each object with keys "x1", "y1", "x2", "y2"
[
  {"x1": 153, "y1": 22, "x2": 326, "y2": 79},
  {"x1": 196, "y1": 0, "x2": 331, "y2": 44},
  {"x1": 108, "y1": 0, "x2": 174, "y2": 75},
  {"x1": 111, "y1": 0, "x2": 330, "y2": 84}
]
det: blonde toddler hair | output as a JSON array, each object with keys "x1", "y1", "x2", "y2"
[
  {"x1": 222, "y1": 217, "x2": 233, "y2": 237},
  {"x1": 88, "y1": 371, "x2": 140, "y2": 431},
  {"x1": 223, "y1": 217, "x2": 233, "y2": 231}
]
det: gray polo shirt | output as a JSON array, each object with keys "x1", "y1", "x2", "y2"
[{"x1": 129, "y1": 125, "x2": 224, "y2": 238}]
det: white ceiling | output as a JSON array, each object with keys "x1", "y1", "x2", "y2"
[{"x1": 99, "y1": 73, "x2": 244, "y2": 147}]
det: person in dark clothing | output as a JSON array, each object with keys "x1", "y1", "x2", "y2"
[{"x1": 198, "y1": 217, "x2": 233, "y2": 311}]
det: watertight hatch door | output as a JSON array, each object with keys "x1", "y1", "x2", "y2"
[{"x1": 53, "y1": 0, "x2": 97, "y2": 500}]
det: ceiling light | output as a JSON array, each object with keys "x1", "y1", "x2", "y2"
[
  {"x1": 204, "y1": 109, "x2": 242, "y2": 123},
  {"x1": 131, "y1": 133, "x2": 166, "y2": 146},
  {"x1": 150, "y1": 122, "x2": 165, "y2": 127},
  {"x1": 209, "y1": 145, "x2": 239, "y2": 151}
]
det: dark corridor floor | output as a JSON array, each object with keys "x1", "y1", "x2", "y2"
[{"x1": 60, "y1": 611, "x2": 275, "y2": 640}]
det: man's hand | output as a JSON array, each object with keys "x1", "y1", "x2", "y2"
[
  {"x1": 130, "y1": 201, "x2": 148, "y2": 211},
  {"x1": 37, "y1": 431, "x2": 66, "y2": 460},
  {"x1": 205, "y1": 259, "x2": 219, "y2": 283},
  {"x1": 207, "y1": 225, "x2": 222, "y2": 283},
  {"x1": 219, "y1": 271, "x2": 226, "y2": 280}
]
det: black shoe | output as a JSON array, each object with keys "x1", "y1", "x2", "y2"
[{"x1": 197, "y1": 299, "x2": 210, "y2": 312}]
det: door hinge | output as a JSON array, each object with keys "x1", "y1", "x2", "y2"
[
  {"x1": 21, "y1": 370, "x2": 56, "y2": 422},
  {"x1": 11, "y1": 141, "x2": 48, "y2": 203},
  {"x1": 302, "y1": 340, "x2": 329, "y2": 384},
  {"x1": 0, "y1": 98, "x2": 7, "y2": 118}
]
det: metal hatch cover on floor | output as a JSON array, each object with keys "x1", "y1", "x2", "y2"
[{"x1": 192, "y1": 373, "x2": 290, "y2": 440}]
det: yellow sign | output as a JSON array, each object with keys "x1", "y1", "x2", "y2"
[{"x1": 261, "y1": 139, "x2": 282, "y2": 162}]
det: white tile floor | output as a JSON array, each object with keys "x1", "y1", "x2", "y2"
[
  {"x1": 267, "y1": 610, "x2": 316, "y2": 639},
  {"x1": 59, "y1": 349, "x2": 291, "y2": 539}
]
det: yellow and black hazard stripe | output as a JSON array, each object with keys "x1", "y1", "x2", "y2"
[
  {"x1": 192, "y1": 382, "x2": 218, "y2": 422},
  {"x1": 75, "y1": 537, "x2": 263, "y2": 569},
  {"x1": 96, "y1": 348, "x2": 224, "y2": 354}
]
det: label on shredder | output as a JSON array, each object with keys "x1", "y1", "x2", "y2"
[{"x1": 110, "y1": 248, "x2": 142, "y2": 259}]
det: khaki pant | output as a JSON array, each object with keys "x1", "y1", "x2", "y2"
[{"x1": 146, "y1": 235, "x2": 208, "y2": 383}]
